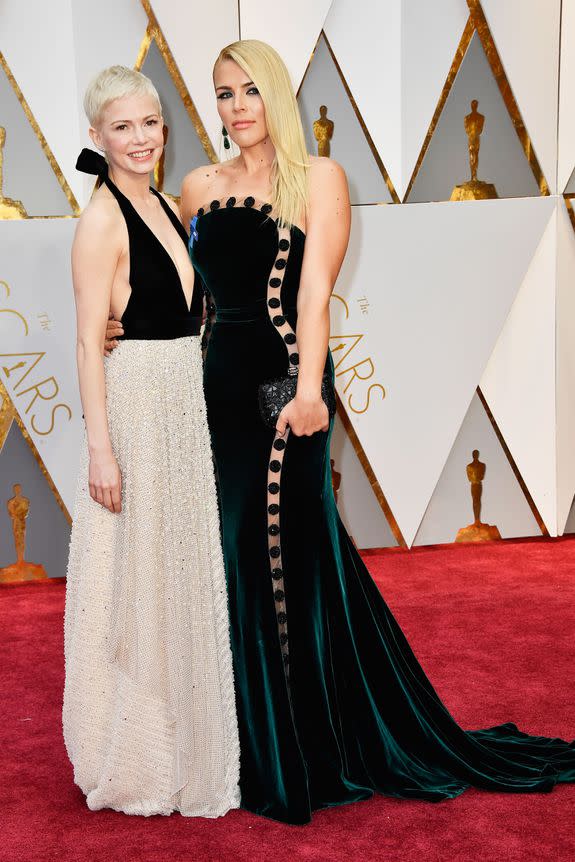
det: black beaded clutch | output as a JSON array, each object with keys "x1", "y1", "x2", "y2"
[{"x1": 258, "y1": 372, "x2": 336, "y2": 430}]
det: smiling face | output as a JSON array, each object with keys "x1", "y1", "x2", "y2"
[
  {"x1": 90, "y1": 92, "x2": 164, "y2": 177},
  {"x1": 214, "y1": 58, "x2": 268, "y2": 149}
]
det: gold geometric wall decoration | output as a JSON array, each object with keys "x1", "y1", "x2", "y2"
[
  {"x1": 564, "y1": 196, "x2": 575, "y2": 234},
  {"x1": 0, "y1": 127, "x2": 27, "y2": 219},
  {"x1": 298, "y1": 29, "x2": 400, "y2": 204},
  {"x1": 404, "y1": 0, "x2": 549, "y2": 202},
  {"x1": 137, "y1": 0, "x2": 217, "y2": 165},
  {"x1": 0, "y1": 51, "x2": 80, "y2": 218},
  {"x1": 336, "y1": 399, "x2": 407, "y2": 549},
  {"x1": 477, "y1": 386, "x2": 548, "y2": 536},
  {"x1": 0, "y1": 379, "x2": 71, "y2": 525},
  {"x1": 0, "y1": 389, "x2": 16, "y2": 450},
  {"x1": 0, "y1": 2, "x2": 561, "y2": 551}
]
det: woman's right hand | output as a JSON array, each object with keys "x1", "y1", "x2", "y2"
[
  {"x1": 89, "y1": 451, "x2": 122, "y2": 513},
  {"x1": 104, "y1": 313, "x2": 124, "y2": 356}
]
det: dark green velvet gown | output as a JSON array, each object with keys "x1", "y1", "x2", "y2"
[{"x1": 190, "y1": 195, "x2": 575, "y2": 825}]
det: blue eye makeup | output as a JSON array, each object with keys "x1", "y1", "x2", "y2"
[{"x1": 217, "y1": 86, "x2": 260, "y2": 100}]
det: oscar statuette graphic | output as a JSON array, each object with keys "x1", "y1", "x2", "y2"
[
  {"x1": 0, "y1": 484, "x2": 47, "y2": 581},
  {"x1": 455, "y1": 450, "x2": 501, "y2": 543},
  {"x1": 0, "y1": 126, "x2": 27, "y2": 219},
  {"x1": 313, "y1": 106, "x2": 334, "y2": 158},
  {"x1": 450, "y1": 100, "x2": 498, "y2": 201}
]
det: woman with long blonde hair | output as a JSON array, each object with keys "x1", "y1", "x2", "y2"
[{"x1": 107, "y1": 42, "x2": 575, "y2": 824}]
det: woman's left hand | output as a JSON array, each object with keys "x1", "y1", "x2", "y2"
[{"x1": 276, "y1": 396, "x2": 329, "y2": 437}]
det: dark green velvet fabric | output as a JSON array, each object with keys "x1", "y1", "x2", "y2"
[{"x1": 191, "y1": 201, "x2": 575, "y2": 825}]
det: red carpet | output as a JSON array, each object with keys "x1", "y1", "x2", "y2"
[{"x1": 2, "y1": 538, "x2": 574, "y2": 862}]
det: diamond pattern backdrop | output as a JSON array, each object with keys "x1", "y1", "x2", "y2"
[{"x1": 1, "y1": 0, "x2": 574, "y2": 575}]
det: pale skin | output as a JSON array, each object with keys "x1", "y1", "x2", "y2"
[
  {"x1": 106, "y1": 58, "x2": 351, "y2": 437},
  {"x1": 74, "y1": 92, "x2": 195, "y2": 513}
]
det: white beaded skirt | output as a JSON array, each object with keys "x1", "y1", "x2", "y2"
[{"x1": 63, "y1": 337, "x2": 240, "y2": 817}]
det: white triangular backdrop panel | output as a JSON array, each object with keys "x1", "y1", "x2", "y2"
[
  {"x1": 413, "y1": 392, "x2": 540, "y2": 546},
  {"x1": 480, "y1": 0, "x2": 560, "y2": 194},
  {"x1": 149, "y1": 0, "x2": 239, "y2": 155},
  {"x1": 0, "y1": 0, "x2": 573, "y2": 550},
  {"x1": 399, "y1": 0, "x2": 470, "y2": 199},
  {"x1": 558, "y1": 0, "x2": 575, "y2": 192},
  {"x1": 480, "y1": 201, "x2": 558, "y2": 533},
  {"x1": 556, "y1": 200, "x2": 575, "y2": 533},
  {"x1": 239, "y1": 0, "x2": 334, "y2": 92},
  {"x1": 326, "y1": 0, "x2": 470, "y2": 200},
  {"x1": 0, "y1": 0, "x2": 82, "y2": 204},
  {"x1": 324, "y1": 0, "x2": 402, "y2": 196},
  {"x1": 0, "y1": 220, "x2": 81, "y2": 514},
  {"x1": 332, "y1": 196, "x2": 556, "y2": 546}
]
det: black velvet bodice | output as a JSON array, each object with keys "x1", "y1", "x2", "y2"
[{"x1": 190, "y1": 196, "x2": 305, "y2": 329}]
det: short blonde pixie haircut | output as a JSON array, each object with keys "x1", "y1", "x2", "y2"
[{"x1": 83, "y1": 65, "x2": 162, "y2": 127}]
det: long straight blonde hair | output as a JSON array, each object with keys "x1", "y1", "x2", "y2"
[{"x1": 214, "y1": 40, "x2": 309, "y2": 228}]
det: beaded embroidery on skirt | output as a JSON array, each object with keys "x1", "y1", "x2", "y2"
[{"x1": 63, "y1": 337, "x2": 240, "y2": 817}]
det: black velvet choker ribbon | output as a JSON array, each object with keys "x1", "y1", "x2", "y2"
[{"x1": 76, "y1": 148, "x2": 108, "y2": 177}]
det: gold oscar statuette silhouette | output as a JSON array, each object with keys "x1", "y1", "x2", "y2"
[
  {"x1": 450, "y1": 100, "x2": 498, "y2": 201},
  {"x1": 153, "y1": 124, "x2": 169, "y2": 193},
  {"x1": 0, "y1": 484, "x2": 47, "y2": 582},
  {"x1": 313, "y1": 106, "x2": 334, "y2": 158},
  {"x1": 455, "y1": 450, "x2": 501, "y2": 543},
  {"x1": 0, "y1": 126, "x2": 28, "y2": 219},
  {"x1": 330, "y1": 458, "x2": 342, "y2": 504}
]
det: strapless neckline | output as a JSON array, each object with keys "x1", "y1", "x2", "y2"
[{"x1": 193, "y1": 195, "x2": 306, "y2": 238}]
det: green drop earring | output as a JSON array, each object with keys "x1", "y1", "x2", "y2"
[{"x1": 222, "y1": 125, "x2": 231, "y2": 150}]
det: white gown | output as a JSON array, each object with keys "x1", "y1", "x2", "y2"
[
  {"x1": 63, "y1": 338, "x2": 240, "y2": 817},
  {"x1": 62, "y1": 159, "x2": 240, "y2": 817}
]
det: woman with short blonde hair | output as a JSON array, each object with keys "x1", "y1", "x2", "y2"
[{"x1": 63, "y1": 65, "x2": 239, "y2": 817}]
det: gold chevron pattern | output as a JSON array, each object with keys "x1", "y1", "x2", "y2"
[{"x1": 0, "y1": 0, "x2": 571, "y2": 558}]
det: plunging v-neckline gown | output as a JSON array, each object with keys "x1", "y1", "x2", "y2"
[
  {"x1": 190, "y1": 193, "x2": 575, "y2": 825},
  {"x1": 63, "y1": 150, "x2": 240, "y2": 817}
]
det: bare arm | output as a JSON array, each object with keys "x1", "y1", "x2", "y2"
[
  {"x1": 72, "y1": 203, "x2": 123, "y2": 512},
  {"x1": 180, "y1": 165, "x2": 216, "y2": 230},
  {"x1": 277, "y1": 158, "x2": 351, "y2": 436}
]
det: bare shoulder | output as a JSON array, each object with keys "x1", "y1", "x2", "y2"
[
  {"x1": 181, "y1": 158, "x2": 242, "y2": 214},
  {"x1": 308, "y1": 156, "x2": 349, "y2": 211},
  {"x1": 309, "y1": 156, "x2": 347, "y2": 186},
  {"x1": 180, "y1": 163, "x2": 216, "y2": 222},
  {"x1": 73, "y1": 188, "x2": 123, "y2": 255},
  {"x1": 308, "y1": 156, "x2": 348, "y2": 194},
  {"x1": 77, "y1": 186, "x2": 120, "y2": 231},
  {"x1": 181, "y1": 163, "x2": 219, "y2": 202}
]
